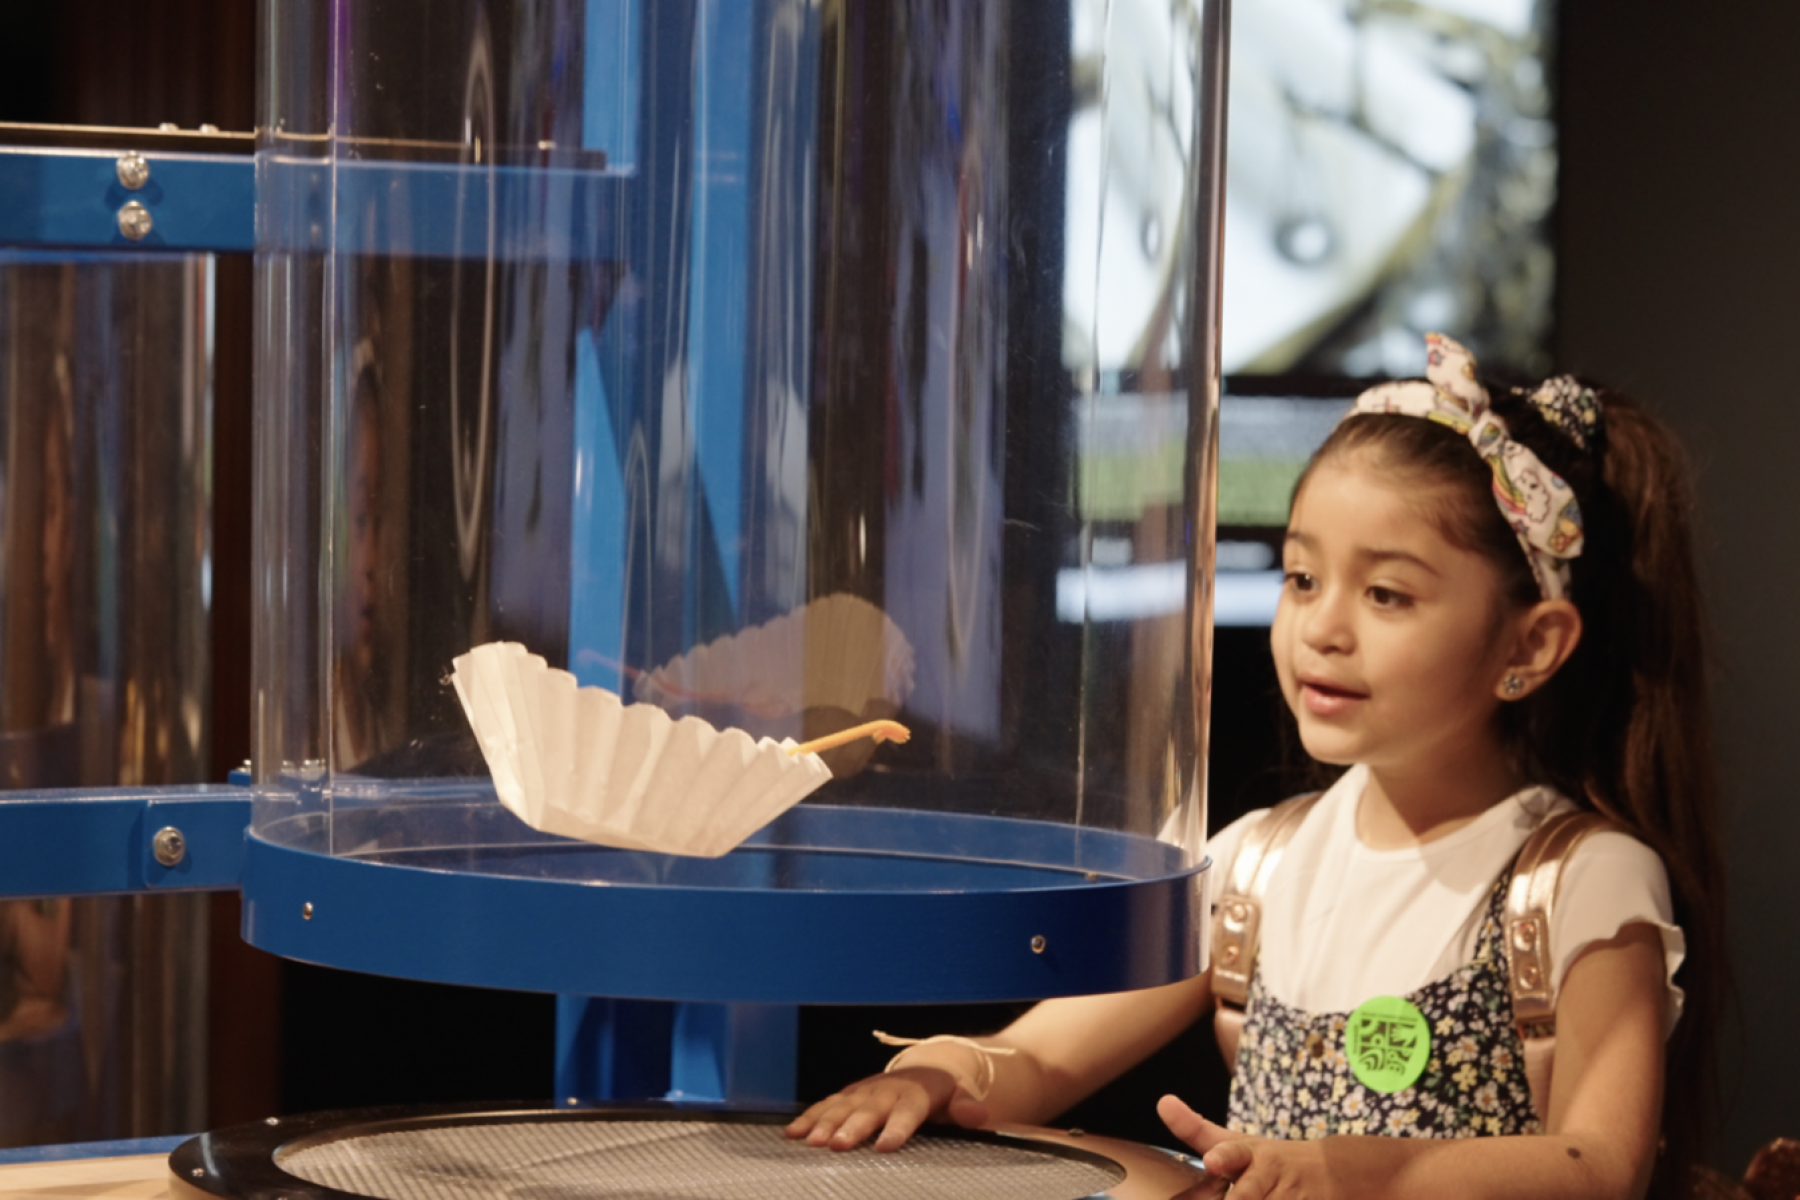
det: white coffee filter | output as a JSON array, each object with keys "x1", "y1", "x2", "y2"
[
  {"x1": 451, "y1": 642, "x2": 834, "y2": 858},
  {"x1": 632, "y1": 593, "x2": 915, "y2": 719}
]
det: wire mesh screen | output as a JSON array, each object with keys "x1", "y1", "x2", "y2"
[{"x1": 275, "y1": 1119, "x2": 1128, "y2": 1200}]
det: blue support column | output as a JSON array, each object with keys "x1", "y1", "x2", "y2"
[
  {"x1": 555, "y1": 997, "x2": 797, "y2": 1106},
  {"x1": 553, "y1": 996, "x2": 674, "y2": 1103}
]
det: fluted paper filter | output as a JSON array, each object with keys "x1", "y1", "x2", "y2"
[
  {"x1": 632, "y1": 593, "x2": 915, "y2": 720},
  {"x1": 451, "y1": 642, "x2": 833, "y2": 857}
]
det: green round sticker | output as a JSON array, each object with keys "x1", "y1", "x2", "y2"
[{"x1": 1346, "y1": 995, "x2": 1432, "y2": 1094}]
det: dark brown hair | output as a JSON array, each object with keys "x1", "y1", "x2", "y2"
[{"x1": 1302, "y1": 387, "x2": 1726, "y2": 1196}]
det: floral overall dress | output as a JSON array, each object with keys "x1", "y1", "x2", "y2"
[{"x1": 1227, "y1": 870, "x2": 1541, "y2": 1140}]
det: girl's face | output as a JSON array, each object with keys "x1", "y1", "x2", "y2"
[{"x1": 1270, "y1": 453, "x2": 1518, "y2": 777}]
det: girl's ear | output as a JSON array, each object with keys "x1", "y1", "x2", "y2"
[{"x1": 1496, "y1": 599, "x2": 1583, "y2": 701}]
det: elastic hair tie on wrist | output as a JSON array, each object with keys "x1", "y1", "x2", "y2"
[{"x1": 873, "y1": 1030, "x2": 1017, "y2": 1100}]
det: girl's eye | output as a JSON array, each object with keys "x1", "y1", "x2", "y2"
[
  {"x1": 1284, "y1": 571, "x2": 1317, "y2": 594},
  {"x1": 1367, "y1": 586, "x2": 1412, "y2": 608}
]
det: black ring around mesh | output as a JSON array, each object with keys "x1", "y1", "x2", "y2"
[{"x1": 275, "y1": 1118, "x2": 1127, "y2": 1200}]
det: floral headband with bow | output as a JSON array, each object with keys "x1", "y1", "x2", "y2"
[{"x1": 1350, "y1": 334, "x2": 1597, "y2": 602}]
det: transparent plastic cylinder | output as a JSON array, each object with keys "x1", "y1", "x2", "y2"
[
  {"x1": 254, "y1": 1, "x2": 1225, "y2": 871},
  {"x1": 0, "y1": 253, "x2": 213, "y2": 1145}
]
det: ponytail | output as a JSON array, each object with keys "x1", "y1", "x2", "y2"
[{"x1": 1516, "y1": 392, "x2": 1725, "y2": 1198}]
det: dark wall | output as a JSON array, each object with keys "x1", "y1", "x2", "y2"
[{"x1": 1557, "y1": 0, "x2": 1800, "y2": 1168}]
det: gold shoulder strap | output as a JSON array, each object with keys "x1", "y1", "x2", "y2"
[
  {"x1": 1504, "y1": 810, "x2": 1619, "y2": 1031},
  {"x1": 1504, "y1": 808, "x2": 1622, "y2": 1123},
  {"x1": 1211, "y1": 791, "x2": 1324, "y2": 1012}
]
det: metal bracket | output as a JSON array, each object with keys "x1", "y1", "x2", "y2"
[{"x1": 0, "y1": 786, "x2": 251, "y2": 898}]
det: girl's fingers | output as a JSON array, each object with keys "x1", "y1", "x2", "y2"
[
  {"x1": 1156, "y1": 1094, "x2": 1233, "y2": 1154},
  {"x1": 1201, "y1": 1138, "x2": 1254, "y2": 1179},
  {"x1": 944, "y1": 1092, "x2": 990, "y2": 1130},
  {"x1": 826, "y1": 1105, "x2": 891, "y2": 1151},
  {"x1": 788, "y1": 1069, "x2": 960, "y2": 1152},
  {"x1": 871, "y1": 1089, "x2": 936, "y2": 1152}
]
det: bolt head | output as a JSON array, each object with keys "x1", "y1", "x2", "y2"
[
  {"x1": 152, "y1": 826, "x2": 186, "y2": 867},
  {"x1": 117, "y1": 201, "x2": 153, "y2": 241},
  {"x1": 116, "y1": 151, "x2": 150, "y2": 190}
]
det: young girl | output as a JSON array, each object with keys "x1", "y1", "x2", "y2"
[{"x1": 786, "y1": 334, "x2": 1725, "y2": 1200}]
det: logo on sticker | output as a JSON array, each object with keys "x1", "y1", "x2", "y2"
[{"x1": 1346, "y1": 995, "x2": 1431, "y2": 1094}]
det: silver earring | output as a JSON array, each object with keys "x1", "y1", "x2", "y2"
[{"x1": 1502, "y1": 675, "x2": 1525, "y2": 697}]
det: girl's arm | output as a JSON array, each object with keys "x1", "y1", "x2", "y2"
[
  {"x1": 787, "y1": 968, "x2": 1215, "y2": 1151},
  {"x1": 1159, "y1": 921, "x2": 1668, "y2": 1200}
]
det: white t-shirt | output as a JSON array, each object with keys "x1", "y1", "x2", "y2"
[{"x1": 1206, "y1": 765, "x2": 1686, "y2": 1028}]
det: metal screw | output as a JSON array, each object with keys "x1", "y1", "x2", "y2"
[
  {"x1": 199, "y1": 123, "x2": 221, "y2": 134},
  {"x1": 1227, "y1": 902, "x2": 1248, "y2": 923},
  {"x1": 117, "y1": 201, "x2": 153, "y2": 241},
  {"x1": 1030, "y1": 935, "x2": 1047, "y2": 955},
  {"x1": 1221, "y1": 944, "x2": 1240, "y2": 964},
  {"x1": 116, "y1": 151, "x2": 150, "y2": 190},
  {"x1": 302, "y1": 902, "x2": 314, "y2": 920},
  {"x1": 1520, "y1": 965, "x2": 1541, "y2": 988},
  {"x1": 158, "y1": 122, "x2": 180, "y2": 132},
  {"x1": 152, "y1": 826, "x2": 187, "y2": 867},
  {"x1": 1513, "y1": 924, "x2": 1537, "y2": 950}
]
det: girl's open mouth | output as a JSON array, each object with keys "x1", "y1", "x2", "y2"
[{"x1": 1300, "y1": 678, "x2": 1367, "y2": 715}]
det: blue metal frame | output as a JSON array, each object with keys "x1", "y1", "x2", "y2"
[
  {"x1": 0, "y1": 786, "x2": 250, "y2": 898},
  {"x1": 239, "y1": 802, "x2": 1208, "y2": 1006},
  {"x1": 0, "y1": 147, "x2": 253, "y2": 253}
]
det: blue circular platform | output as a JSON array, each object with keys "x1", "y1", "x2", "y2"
[{"x1": 241, "y1": 794, "x2": 1210, "y2": 1004}]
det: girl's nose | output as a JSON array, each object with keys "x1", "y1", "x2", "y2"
[{"x1": 1300, "y1": 587, "x2": 1355, "y2": 653}]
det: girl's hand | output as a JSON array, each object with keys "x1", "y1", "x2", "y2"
[
  {"x1": 1158, "y1": 1094, "x2": 1333, "y2": 1200},
  {"x1": 785, "y1": 1068, "x2": 990, "y2": 1152}
]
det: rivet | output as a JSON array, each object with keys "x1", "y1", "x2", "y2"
[
  {"x1": 191, "y1": 1167, "x2": 205, "y2": 1178},
  {"x1": 1221, "y1": 945, "x2": 1240, "y2": 964},
  {"x1": 152, "y1": 826, "x2": 186, "y2": 867},
  {"x1": 1227, "y1": 902, "x2": 1248, "y2": 923},
  {"x1": 158, "y1": 122, "x2": 180, "y2": 132},
  {"x1": 116, "y1": 151, "x2": 150, "y2": 190},
  {"x1": 1083, "y1": 871, "x2": 1099, "y2": 883},
  {"x1": 302, "y1": 902, "x2": 314, "y2": 920},
  {"x1": 1520, "y1": 965, "x2": 1540, "y2": 988},
  {"x1": 1513, "y1": 924, "x2": 1537, "y2": 950},
  {"x1": 265, "y1": 1116, "x2": 279, "y2": 1126},
  {"x1": 1030, "y1": 935, "x2": 1047, "y2": 955},
  {"x1": 1067, "y1": 1128, "x2": 1085, "y2": 1138},
  {"x1": 117, "y1": 201, "x2": 153, "y2": 241},
  {"x1": 199, "y1": 123, "x2": 221, "y2": 134}
]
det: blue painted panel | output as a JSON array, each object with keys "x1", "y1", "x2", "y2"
[
  {"x1": 0, "y1": 148, "x2": 253, "y2": 252},
  {"x1": 670, "y1": 1001, "x2": 797, "y2": 1105},
  {"x1": 687, "y1": 0, "x2": 753, "y2": 610},
  {"x1": 555, "y1": 996, "x2": 674, "y2": 1101},
  {"x1": 239, "y1": 806, "x2": 1210, "y2": 1004},
  {"x1": 584, "y1": 0, "x2": 642, "y2": 167},
  {"x1": 260, "y1": 158, "x2": 628, "y2": 260},
  {"x1": 0, "y1": 787, "x2": 250, "y2": 897}
]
